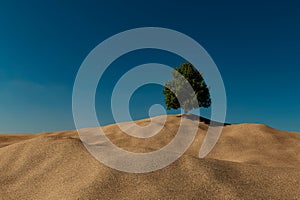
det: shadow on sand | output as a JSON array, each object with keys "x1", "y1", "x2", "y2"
[{"x1": 177, "y1": 114, "x2": 231, "y2": 126}]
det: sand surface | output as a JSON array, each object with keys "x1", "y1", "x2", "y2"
[{"x1": 0, "y1": 115, "x2": 300, "y2": 199}]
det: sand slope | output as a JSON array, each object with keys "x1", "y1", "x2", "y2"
[{"x1": 0, "y1": 115, "x2": 299, "y2": 199}]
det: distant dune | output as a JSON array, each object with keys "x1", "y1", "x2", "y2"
[{"x1": 0, "y1": 115, "x2": 300, "y2": 199}]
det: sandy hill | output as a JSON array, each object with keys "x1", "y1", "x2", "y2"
[{"x1": 0, "y1": 114, "x2": 300, "y2": 199}]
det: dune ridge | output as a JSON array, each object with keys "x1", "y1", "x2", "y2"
[{"x1": 0, "y1": 114, "x2": 300, "y2": 199}]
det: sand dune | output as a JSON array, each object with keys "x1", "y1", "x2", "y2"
[
  {"x1": 0, "y1": 134, "x2": 37, "y2": 148},
  {"x1": 0, "y1": 115, "x2": 300, "y2": 199}
]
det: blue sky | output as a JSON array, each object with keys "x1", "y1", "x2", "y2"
[{"x1": 0, "y1": 0, "x2": 299, "y2": 133}]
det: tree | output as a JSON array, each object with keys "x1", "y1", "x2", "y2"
[{"x1": 163, "y1": 62, "x2": 211, "y2": 114}]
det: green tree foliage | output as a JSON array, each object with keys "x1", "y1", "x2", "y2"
[{"x1": 163, "y1": 62, "x2": 211, "y2": 113}]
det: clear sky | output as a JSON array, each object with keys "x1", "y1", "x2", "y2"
[{"x1": 0, "y1": 0, "x2": 299, "y2": 133}]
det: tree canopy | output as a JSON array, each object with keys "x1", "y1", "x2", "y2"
[{"x1": 163, "y1": 62, "x2": 211, "y2": 113}]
